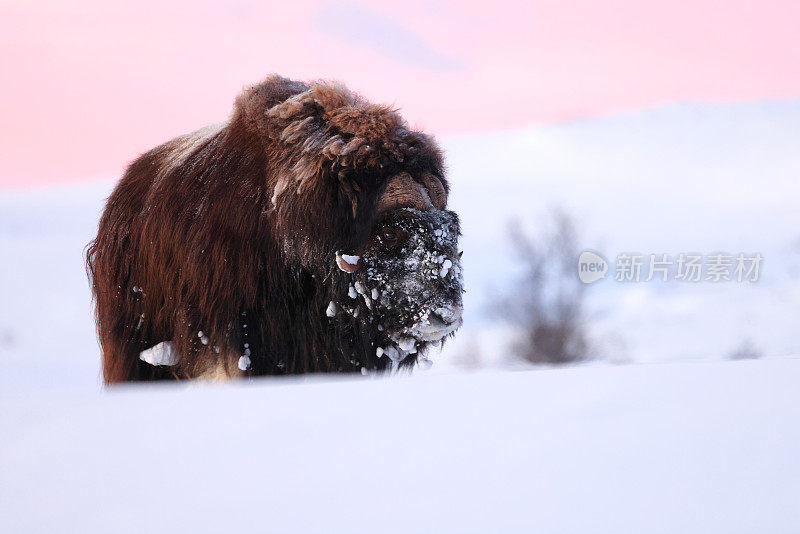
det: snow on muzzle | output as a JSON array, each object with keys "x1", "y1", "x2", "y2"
[{"x1": 411, "y1": 305, "x2": 464, "y2": 342}]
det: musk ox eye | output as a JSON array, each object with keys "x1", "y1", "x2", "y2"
[{"x1": 379, "y1": 227, "x2": 407, "y2": 249}]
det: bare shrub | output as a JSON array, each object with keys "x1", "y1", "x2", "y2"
[
  {"x1": 496, "y1": 210, "x2": 589, "y2": 365},
  {"x1": 729, "y1": 339, "x2": 762, "y2": 360}
]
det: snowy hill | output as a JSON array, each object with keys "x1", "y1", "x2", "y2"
[{"x1": 2, "y1": 359, "x2": 799, "y2": 533}]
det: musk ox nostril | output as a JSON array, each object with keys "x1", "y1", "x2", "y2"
[{"x1": 432, "y1": 306, "x2": 462, "y2": 326}]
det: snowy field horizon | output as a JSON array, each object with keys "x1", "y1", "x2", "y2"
[{"x1": 2, "y1": 98, "x2": 799, "y2": 532}]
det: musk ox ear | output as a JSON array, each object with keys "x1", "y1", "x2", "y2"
[{"x1": 336, "y1": 168, "x2": 361, "y2": 220}]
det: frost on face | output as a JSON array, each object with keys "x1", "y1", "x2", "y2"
[
  {"x1": 324, "y1": 208, "x2": 464, "y2": 371},
  {"x1": 327, "y1": 208, "x2": 464, "y2": 369},
  {"x1": 366, "y1": 208, "x2": 463, "y2": 336}
]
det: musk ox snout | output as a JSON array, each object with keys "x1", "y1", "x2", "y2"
[{"x1": 330, "y1": 207, "x2": 463, "y2": 367}]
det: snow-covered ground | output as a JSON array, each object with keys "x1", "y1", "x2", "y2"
[
  {"x1": 1, "y1": 99, "x2": 799, "y2": 531},
  {"x1": 2, "y1": 360, "x2": 799, "y2": 533}
]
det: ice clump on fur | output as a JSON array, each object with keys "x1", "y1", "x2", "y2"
[
  {"x1": 197, "y1": 330, "x2": 209, "y2": 345},
  {"x1": 326, "y1": 301, "x2": 338, "y2": 317},
  {"x1": 397, "y1": 337, "x2": 417, "y2": 354},
  {"x1": 139, "y1": 341, "x2": 179, "y2": 366},
  {"x1": 439, "y1": 259, "x2": 453, "y2": 278}
]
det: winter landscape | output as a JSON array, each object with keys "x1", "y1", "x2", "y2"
[
  {"x1": 2, "y1": 98, "x2": 800, "y2": 532},
  {"x1": 3, "y1": 0, "x2": 800, "y2": 531}
]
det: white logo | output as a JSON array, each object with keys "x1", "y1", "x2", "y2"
[{"x1": 578, "y1": 251, "x2": 608, "y2": 284}]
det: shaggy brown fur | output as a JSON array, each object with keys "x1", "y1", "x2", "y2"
[{"x1": 87, "y1": 75, "x2": 463, "y2": 383}]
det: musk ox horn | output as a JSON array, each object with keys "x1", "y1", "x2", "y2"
[
  {"x1": 420, "y1": 172, "x2": 446, "y2": 209},
  {"x1": 336, "y1": 252, "x2": 362, "y2": 273},
  {"x1": 377, "y1": 172, "x2": 434, "y2": 212}
]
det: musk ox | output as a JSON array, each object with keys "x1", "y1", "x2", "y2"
[{"x1": 87, "y1": 74, "x2": 464, "y2": 383}]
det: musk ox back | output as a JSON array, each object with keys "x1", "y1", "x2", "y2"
[{"x1": 87, "y1": 75, "x2": 464, "y2": 383}]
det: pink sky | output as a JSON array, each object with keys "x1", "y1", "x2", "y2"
[{"x1": 1, "y1": 0, "x2": 799, "y2": 188}]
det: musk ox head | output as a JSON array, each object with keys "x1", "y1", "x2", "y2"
[{"x1": 249, "y1": 76, "x2": 465, "y2": 371}]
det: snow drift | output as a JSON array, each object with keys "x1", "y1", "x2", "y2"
[{"x1": 2, "y1": 360, "x2": 799, "y2": 533}]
